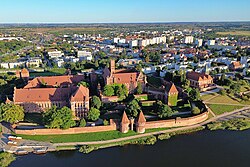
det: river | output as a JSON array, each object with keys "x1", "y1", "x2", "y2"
[{"x1": 10, "y1": 129, "x2": 250, "y2": 167}]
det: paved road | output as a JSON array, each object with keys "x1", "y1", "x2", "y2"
[
  {"x1": 200, "y1": 87, "x2": 222, "y2": 96},
  {"x1": 54, "y1": 106, "x2": 250, "y2": 147}
]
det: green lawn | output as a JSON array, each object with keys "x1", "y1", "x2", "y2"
[
  {"x1": 201, "y1": 93, "x2": 218, "y2": 101},
  {"x1": 207, "y1": 104, "x2": 243, "y2": 115},
  {"x1": 30, "y1": 68, "x2": 66, "y2": 77},
  {"x1": 18, "y1": 130, "x2": 138, "y2": 143},
  {"x1": 208, "y1": 95, "x2": 240, "y2": 105}
]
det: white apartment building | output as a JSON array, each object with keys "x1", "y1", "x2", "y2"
[
  {"x1": 208, "y1": 40, "x2": 216, "y2": 46},
  {"x1": 48, "y1": 50, "x2": 64, "y2": 58},
  {"x1": 129, "y1": 40, "x2": 138, "y2": 48},
  {"x1": 195, "y1": 39, "x2": 203, "y2": 47},
  {"x1": 77, "y1": 50, "x2": 93, "y2": 61},
  {"x1": 184, "y1": 36, "x2": 194, "y2": 44}
]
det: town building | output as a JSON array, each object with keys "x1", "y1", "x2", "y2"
[
  {"x1": 12, "y1": 75, "x2": 89, "y2": 118},
  {"x1": 195, "y1": 39, "x2": 203, "y2": 47},
  {"x1": 16, "y1": 68, "x2": 30, "y2": 81},
  {"x1": 229, "y1": 61, "x2": 242, "y2": 70},
  {"x1": 77, "y1": 50, "x2": 93, "y2": 61},
  {"x1": 48, "y1": 50, "x2": 64, "y2": 58},
  {"x1": 184, "y1": 36, "x2": 194, "y2": 44},
  {"x1": 187, "y1": 71, "x2": 213, "y2": 91},
  {"x1": 102, "y1": 60, "x2": 147, "y2": 93}
]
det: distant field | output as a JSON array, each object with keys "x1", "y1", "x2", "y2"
[
  {"x1": 217, "y1": 31, "x2": 250, "y2": 36},
  {"x1": 0, "y1": 27, "x2": 112, "y2": 35}
]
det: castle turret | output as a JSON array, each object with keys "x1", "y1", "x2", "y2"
[
  {"x1": 120, "y1": 111, "x2": 130, "y2": 133},
  {"x1": 110, "y1": 59, "x2": 116, "y2": 74},
  {"x1": 5, "y1": 97, "x2": 12, "y2": 104},
  {"x1": 136, "y1": 111, "x2": 146, "y2": 133}
]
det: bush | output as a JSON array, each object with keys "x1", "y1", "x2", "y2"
[
  {"x1": 192, "y1": 107, "x2": 201, "y2": 115},
  {"x1": 103, "y1": 119, "x2": 109, "y2": 126},
  {"x1": 219, "y1": 89, "x2": 226, "y2": 96},
  {"x1": 0, "y1": 152, "x2": 16, "y2": 167},
  {"x1": 158, "y1": 133, "x2": 171, "y2": 140},
  {"x1": 79, "y1": 145, "x2": 96, "y2": 154},
  {"x1": 133, "y1": 136, "x2": 157, "y2": 145},
  {"x1": 79, "y1": 118, "x2": 86, "y2": 127}
]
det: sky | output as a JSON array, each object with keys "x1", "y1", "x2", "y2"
[{"x1": 0, "y1": 0, "x2": 250, "y2": 23}]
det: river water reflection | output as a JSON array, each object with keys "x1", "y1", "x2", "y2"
[{"x1": 10, "y1": 129, "x2": 250, "y2": 167}]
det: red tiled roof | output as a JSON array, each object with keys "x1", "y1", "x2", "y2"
[
  {"x1": 71, "y1": 85, "x2": 89, "y2": 102},
  {"x1": 21, "y1": 68, "x2": 29, "y2": 74},
  {"x1": 137, "y1": 111, "x2": 146, "y2": 124},
  {"x1": 14, "y1": 87, "x2": 72, "y2": 103},
  {"x1": 167, "y1": 83, "x2": 178, "y2": 94},
  {"x1": 187, "y1": 71, "x2": 213, "y2": 82},
  {"x1": 121, "y1": 112, "x2": 130, "y2": 124},
  {"x1": 24, "y1": 75, "x2": 85, "y2": 88},
  {"x1": 113, "y1": 72, "x2": 138, "y2": 84},
  {"x1": 5, "y1": 97, "x2": 12, "y2": 103}
]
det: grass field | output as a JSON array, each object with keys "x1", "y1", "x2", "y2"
[
  {"x1": 201, "y1": 93, "x2": 218, "y2": 101},
  {"x1": 30, "y1": 68, "x2": 66, "y2": 77},
  {"x1": 202, "y1": 92, "x2": 241, "y2": 105},
  {"x1": 207, "y1": 104, "x2": 243, "y2": 115},
  {"x1": 208, "y1": 95, "x2": 241, "y2": 104},
  {"x1": 18, "y1": 130, "x2": 138, "y2": 143},
  {"x1": 217, "y1": 31, "x2": 250, "y2": 37}
]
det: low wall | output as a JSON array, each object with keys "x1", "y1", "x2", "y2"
[
  {"x1": 15, "y1": 124, "x2": 117, "y2": 135},
  {"x1": 145, "y1": 112, "x2": 209, "y2": 129}
]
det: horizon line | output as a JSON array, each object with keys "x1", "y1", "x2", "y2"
[{"x1": 0, "y1": 20, "x2": 250, "y2": 25}]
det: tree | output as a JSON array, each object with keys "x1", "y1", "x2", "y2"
[
  {"x1": 155, "y1": 102, "x2": 174, "y2": 118},
  {"x1": 230, "y1": 83, "x2": 241, "y2": 94},
  {"x1": 136, "y1": 82, "x2": 143, "y2": 94},
  {"x1": 189, "y1": 88, "x2": 200, "y2": 101},
  {"x1": 0, "y1": 103, "x2": 24, "y2": 124},
  {"x1": 103, "y1": 85, "x2": 114, "y2": 96},
  {"x1": 219, "y1": 89, "x2": 226, "y2": 96},
  {"x1": 192, "y1": 107, "x2": 201, "y2": 115},
  {"x1": 79, "y1": 118, "x2": 86, "y2": 127},
  {"x1": 125, "y1": 99, "x2": 141, "y2": 118},
  {"x1": 145, "y1": 55, "x2": 150, "y2": 63},
  {"x1": 0, "y1": 79, "x2": 7, "y2": 86},
  {"x1": 91, "y1": 96, "x2": 102, "y2": 109},
  {"x1": 43, "y1": 106, "x2": 76, "y2": 129},
  {"x1": 78, "y1": 81, "x2": 89, "y2": 88},
  {"x1": 220, "y1": 73, "x2": 226, "y2": 85},
  {"x1": 87, "y1": 107, "x2": 100, "y2": 121},
  {"x1": 116, "y1": 84, "x2": 128, "y2": 99}
]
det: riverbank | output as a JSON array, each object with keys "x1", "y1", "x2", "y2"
[{"x1": 8, "y1": 107, "x2": 250, "y2": 155}]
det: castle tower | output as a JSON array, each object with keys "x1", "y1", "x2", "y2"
[
  {"x1": 120, "y1": 111, "x2": 130, "y2": 133},
  {"x1": 136, "y1": 111, "x2": 146, "y2": 133},
  {"x1": 5, "y1": 97, "x2": 12, "y2": 104},
  {"x1": 16, "y1": 68, "x2": 30, "y2": 81},
  {"x1": 110, "y1": 59, "x2": 116, "y2": 74}
]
